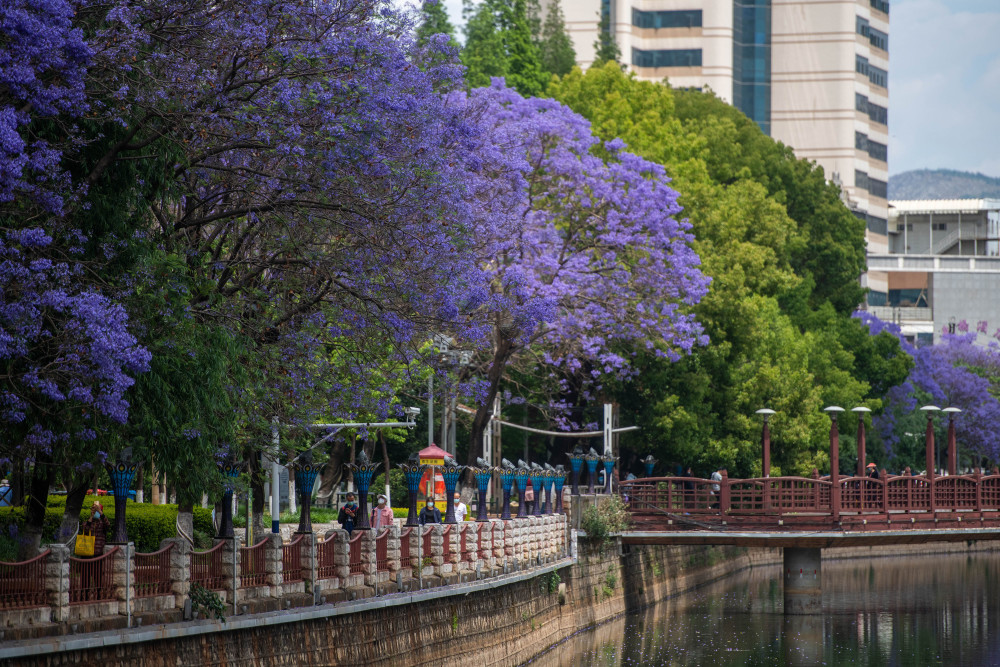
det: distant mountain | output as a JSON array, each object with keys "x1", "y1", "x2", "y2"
[{"x1": 889, "y1": 169, "x2": 1000, "y2": 200}]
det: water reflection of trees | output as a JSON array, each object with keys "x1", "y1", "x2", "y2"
[{"x1": 527, "y1": 553, "x2": 1000, "y2": 666}]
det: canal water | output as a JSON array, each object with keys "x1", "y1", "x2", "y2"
[{"x1": 527, "y1": 551, "x2": 1000, "y2": 666}]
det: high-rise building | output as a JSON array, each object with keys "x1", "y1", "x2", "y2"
[{"x1": 551, "y1": 0, "x2": 890, "y2": 305}]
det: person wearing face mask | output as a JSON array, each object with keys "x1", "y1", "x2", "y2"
[
  {"x1": 83, "y1": 500, "x2": 110, "y2": 556},
  {"x1": 371, "y1": 494, "x2": 394, "y2": 530},
  {"x1": 418, "y1": 497, "x2": 441, "y2": 525},
  {"x1": 338, "y1": 493, "x2": 358, "y2": 536}
]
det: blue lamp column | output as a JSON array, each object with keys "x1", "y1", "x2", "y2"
[
  {"x1": 553, "y1": 466, "x2": 567, "y2": 514},
  {"x1": 441, "y1": 457, "x2": 465, "y2": 524},
  {"x1": 498, "y1": 466, "x2": 517, "y2": 521},
  {"x1": 642, "y1": 455, "x2": 658, "y2": 478},
  {"x1": 530, "y1": 469, "x2": 545, "y2": 517},
  {"x1": 397, "y1": 459, "x2": 427, "y2": 527},
  {"x1": 542, "y1": 470, "x2": 556, "y2": 515},
  {"x1": 293, "y1": 454, "x2": 323, "y2": 535},
  {"x1": 514, "y1": 467, "x2": 530, "y2": 518},
  {"x1": 601, "y1": 455, "x2": 616, "y2": 495},
  {"x1": 105, "y1": 450, "x2": 139, "y2": 545},
  {"x1": 216, "y1": 457, "x2": 241, "y2": 539},
  {"x1": 345, "y1": 451, "x2": 380, "y2": 530},
  {"x1": 568, "y1": 448, "x2": 585, "y2": 496},
  {"x1": 584, "y1": 449, "x2": 600, "y2": 495},
  {"x1": 471, "y1": 466, "x2": 494, "y2": 522}
]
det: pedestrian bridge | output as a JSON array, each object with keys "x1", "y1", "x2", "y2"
[{"x1": 618, "y1": 473, "x2": 1000, "y2": 613}]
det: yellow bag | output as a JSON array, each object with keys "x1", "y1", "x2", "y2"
[{"x1": 75, "y1": 532, "x2": 95, "y2": 557}]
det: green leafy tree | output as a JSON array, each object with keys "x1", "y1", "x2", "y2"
[
  {"x1": 462, "y1": 0, "x2": 548, "y2": 95},
  {"x1": 593, "y1": 11, "x2": 621, "y2": 66},
  {"x1": 417, "y1": 0, "x2": 460, "y2": 50},
  {"x1": 534, "y1": 0, "x2": 577, "y2": 77},
  {"x1": 548, "y1": 64, "x2": 910, "y2": 476}
]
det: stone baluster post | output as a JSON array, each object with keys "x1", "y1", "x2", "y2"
[
  {"x1": 44, "y1": 544, "x2": 70, "y2": 623},
  {"x1": 265, "y1": 533, "x2": 284, "y2": 597},
  {"x1": 162, "y1": 537, "x2": 191, "y2": 610}
]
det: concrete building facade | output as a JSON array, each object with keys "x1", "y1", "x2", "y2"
[
  {"x1": 867, "y1": 199, "x2": 1000, "y2": 344},
  {"x1": 550, "y1": 0, "x2": 890, "y2": 305}
]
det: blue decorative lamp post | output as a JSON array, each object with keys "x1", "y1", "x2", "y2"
[
  {"x1": 542, "y1": 468, "x2": 556, "y2": 515},
  {"x1": 584, "y1": 448, "x2": 600, "y2": 495},
  {"x1": 105, "y1": 448, "x2": 139, "y2": 545},
  {"x1": 514, "y1": 464, "x2": 530, "y2": 518},
  {"x1": 530, "y1": 467, "x2": 545, "y2": 517},
  {"x1": 293, "y1": 453, "x2": 323, "y2": 534},
  {"x1": 642, "y1": 455, "x2": 658, "y2": 478},
  {"x1": 441, "y1": 457, "x2": 465, "y2": 523},
  {"x1": 345, "y1": 451, "x2": 380, "y2": 530},
  {"x1": 216, "y1": 456, "x2": 241, "y2": 539},
  {"x1": 553, "y1": 465, "x2": 567, "y2": 514},
  {"x1": 397, "y1": 456, "x2": 427, "y2": 527},
  {"x1": 601, "y1": 455, "x2": 616, "y2": 495},
  {"x1": 498, "y1": 461, "x2": 518, "y2": 521},
  {"x1": 567, "y1": 447, "x2": 585, "y2": 496},
  {"x1": 470, "y1": 460, "x2": 494, "y2": 522}
]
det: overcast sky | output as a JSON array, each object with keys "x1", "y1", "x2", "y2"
[{"x1": 409, "y1": 0, "x2": 1000, "y2": 178}]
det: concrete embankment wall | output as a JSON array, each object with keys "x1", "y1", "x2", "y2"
[{"x1": 7, "y1": 538, "x2": 1000, "y2": 666}]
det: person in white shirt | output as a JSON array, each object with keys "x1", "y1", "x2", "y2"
[{"x1": 453, "y1": 492, "x2": 467, "y2": 522}]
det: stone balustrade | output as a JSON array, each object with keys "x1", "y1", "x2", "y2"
[{"x1": 0, "y1": 517, "x2": 568, "y2": 639}]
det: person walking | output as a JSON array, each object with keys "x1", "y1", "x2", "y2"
[
  {"x1": 371, "y1": 494, "x2": 394, "y2": 531},
  {"x1": 710, "y1": 469, "x2": 724, "y2": 509},
  {"x1": 453, "y1": 492, "x2": 467, "y2": 522},
  {"x1": 338, "y1": 493, "x2": 358, "y2": 535},
  {"x1": 419, "y1": 497, "x2": 441, "y2": 525}
]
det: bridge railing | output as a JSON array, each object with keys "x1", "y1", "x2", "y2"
[{"x1": 622, "y1": 472, "x2": 1000, "y2": 521}]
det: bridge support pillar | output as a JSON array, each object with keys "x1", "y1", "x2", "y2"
[{"x1": 783, "y1": 547, "x2": 822, "y2": 614}]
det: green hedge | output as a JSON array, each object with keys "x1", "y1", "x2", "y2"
[{"x1": 0, "y1": 499, "x2": 214, "y2": 553}]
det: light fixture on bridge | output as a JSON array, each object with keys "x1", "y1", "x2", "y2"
[
  {"x1": 823, "y1": 406, "x2": 845, "y2": 416},
  {"x1": 755, "y1": 408, "x2": 776, "y2": 423},
  {"x1": 920, "y1": 405, "x2": 941, "y2": 413},
  {"x1": 942, "y1": 407, "x2": 962, "y2": 415},
  {"x1": 851, "y1": 407, "x2": 871, "y2": 415},
  {"x1": 851, "y1": 407, "x2": 872, "y2": 476}
]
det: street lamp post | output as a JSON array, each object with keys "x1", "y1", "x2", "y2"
[
  {"x1": 567, "y1": 447, "x2": 585, "y2": 496},
  {"x1": 553, "y1": 466, "x2": 567, "y2": 514},
  {"x1": 470, "y1": 464, "x2": 494, "y2": 522},
  {"x1": 921, "y1": 405, "x2": 941, "y2": 513},
  {"x1": 584, "y1": 448, "x2": 600, "y2": 495},
  {"x1": 514, "y1": 464, "x2": 530, "y2": 518},
  {"x1": 943, "y1": 407, "x2": 962, "y2": 475},
  {"x1": 498, "y1": 462, "x2": 517, "y2": 521},
  {"x1": 530, "y1": 467, "x2": 545, "y2": 517},
  {"x1": 755, "y1": 409, "x2": 776, "y2": 478},
  {"x1": 345, "y1": 451, "x2": 380, "y2": 530},
  {"x1": 293, "y1": 453, "x2": 323, "y2": 535},
  {"x1": 642, "y1": 455, "x2": 658, "y2": 478},
  {"x1": 397, "y1": 457, "x2": 427, "y2": 527},
  {"x1": 852, "y1": 407, "x2": 872, "y2": 477},
  {"x1": 441, "y1": 457, "x2": 465, "y2": 524},
  {"x1": 216, "y1": 457, "x2": 241, "y2": 539},
  {"x1": 824, "y1": 406, "x2": 845, "y2": 520},
  {"x1": 601, "y1": 455, "x2": 616, "y2": 495},
  {"x1": 105, "y1": 449, "x2": 140, "y2": 545}
]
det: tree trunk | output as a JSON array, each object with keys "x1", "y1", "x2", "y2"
[
  {"x1": 19, "y1": 454, "x2": 55, "y2": 559},
  {"x1": 464, "y1": 335, "x2": 515, "y2": 484},
  {"x1": 56, "y1": 475, "x2": 91, "y2": 554},
  {"x1": 315, "y1": 438, "x2": 348, "y2": 506},
  {"x1": 177, "y1": 501, "x2": 195, "y2": 545},
  {"x1": 379, "y1": 431, "x2": 391, "y2": 506},
  {"x1": 247, "y1": 449, "x2": 265, "y2": 538}
]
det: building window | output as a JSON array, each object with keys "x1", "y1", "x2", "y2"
[
  {"x1": 632, "y1": 48, "x2": 703, "y2": 68},
  {"x1": 868, "y1": 215, "x2": 888, "y2": 235},
  {"x1": 896, "y1": 223, "x2": 913, "y2": 231},
  {"x1": 869, "y1": 27, "x2": 888, "y2": 51},
  {"x1": 868, "y1": 139, "x2": 887, "y2": 162},
  {"x1": 733, "y1": 0, "x2": 772, "y2": 135},
  {"x1": 869, "y1": 178, "x2": 887, "y2": 199},
  {"x1": 932, "y1": 222, "x2": 948, "y2": 231},
  {"x1": 855, "y1": 94, "x2": 888, "y2": 126},
  {"x1": 868, "y1": 64, "x2": 888, "y2": 88},
  {"x1": 870, "y1": 0, "x2": 889, "y2": 15},
  {"x1": 632, "y1": 9, "x2": 702, "y2": 29},
  {"x1": 855, "y1": 131, "x2": 868, "y2": 151},
  {"x1": 867, "y1": 291, "x2": 888, "y2": 307},
  {"x1": 856, "y1": 55, "x2": 868, "y2": 76},
  {"x1": 856, "y1": 170, "x2": 869, "y2": 191}
]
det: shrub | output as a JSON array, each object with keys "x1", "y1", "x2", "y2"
[
  {"x1": 580, "y1": 495, "x2": 631, "y2": 542},
  {"x1": 0, "y1": 501, "x2": 215, "y2": 553},
  {"x1": 371, "y1": 469, "x2": 408, "y2": 508},
  {"x1": 392, "y1": 507, "x2": 410, "y2": 519}
]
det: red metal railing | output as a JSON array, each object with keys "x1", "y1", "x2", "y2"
[
  {"x1": 422, "y1": 525, "x2": 433, "y2": 558},
  {"x1": 282, "y1": 535, "x2": 304, "y2": 584},
  {"x1": 399, "y1": 527, "x2": 413, "y2": 569},
  {"x1": 623, "y1": 471, "x2": 1000, "y2": 530},
  {"x1": 70, "y1": 546, "x2": 119, "y2": 604},
  {"x1": 375, "y1": 529, "x2": 390, "y2": 573},
  {"x1": 190, "y1": 542, "x2": 227, "y2": 591},
  {"x1": 348, "y1": 532, "x2": 364, "y2": 575},
  {"x1": 239, "y1": 539, "x2": 269, "y2": 587},
  {"x1": 134, "y1": 543, "x2": 173, "y2": 598},
  {"x1": 316, "y1": 535, "x2": 337, "y2": 580},
  {"x1": 441, "y1": 525, "x2": 453, "y2": 562},
  {"x1": 0, "y1": 549, "x2": 50, "y2": 609}
]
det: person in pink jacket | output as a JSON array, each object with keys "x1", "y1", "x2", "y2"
[{"x1": 371, "y1": 494, "x2": 394, "y2": 530}]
